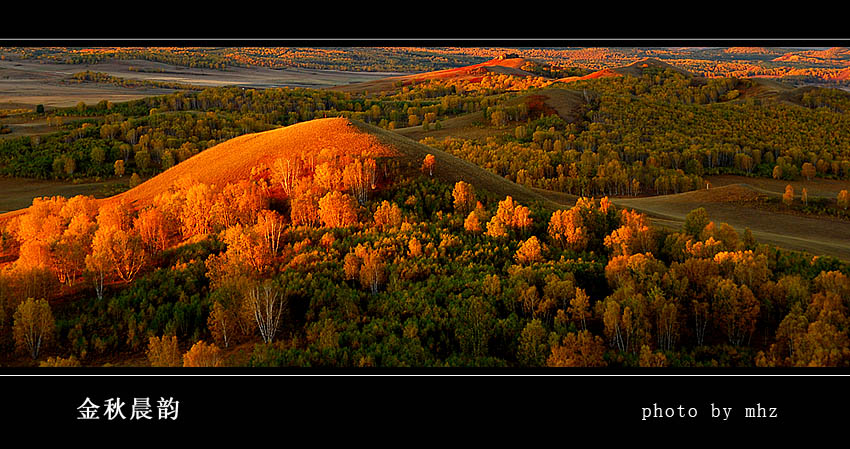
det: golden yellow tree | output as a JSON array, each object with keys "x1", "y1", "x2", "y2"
[
  {"x1": 421, "y1": 154, "x2": 436, "y2": 177},
  {"x1": 452, "y1": 181, "x2": 476, "y2": 215},
  {"x1": 146, "y1": 335, "x2": 181, "y2": 367},
  {"x1": 13, "y1": 297, "x2": 55, "y2": 359},
  {"x1": 783, "y1": 184, "x2": 794, "y2": 207},
  {"x1": 318, "y1": 191, "x2": 359, "y2": 228},
  {"x1": 359, "y1": 249, "x2": 387, "y2": 294},
  {"x1": 373, "y1": 201, "x2": 402, "y2": 231},
  {"x1": 548, "y1": 208, "x2": 588, "y2": 252},
  {"x1": 838, "y1": 190, "x2": 849, "y2": 210},
  {"x1": 547, "y1": 330, "x2": 608, "y2": 367},
  {"x1": 183, "y1": 340, "x2": 223, "y2": 367},
  {"x1": 515, "y1": 236, "x2": 545, "y2": 265}
]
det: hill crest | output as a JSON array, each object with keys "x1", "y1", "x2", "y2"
[{"x1": 328, "y1": 56, "x2": 539, "y2": 95}]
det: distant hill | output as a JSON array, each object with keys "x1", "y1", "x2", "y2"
[
  {"x1": 555, "y1": 58, "x2": 693, "y2": 83},
  {"x1": 327, "y1": 56, "x2": 540, "y2": 95}
]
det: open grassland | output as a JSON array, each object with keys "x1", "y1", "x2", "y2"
[
  {"x1": 0, "y1": 177, "x2": 121, "y2": 215},
  {"x1": 706, "y1": 174, "x2": 850, "y2": 199},
  {"x1": 611, "y1": 185, "x2": 850, "y2": 260}
]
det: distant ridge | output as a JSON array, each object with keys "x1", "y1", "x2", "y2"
[
  {"x1": 556, "y1": 58, "x2": 693, "y2": 83},
  {"x1": 328, "y1": 56, "x2": 539, "y2": 95}
]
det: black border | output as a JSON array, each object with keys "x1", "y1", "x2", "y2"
[{"x1": 3, "y1": 16, "x2": 850, "y2": 435}]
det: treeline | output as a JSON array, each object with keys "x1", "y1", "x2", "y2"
[
  {"x1": 71, "y1": 71, "x2": 206, "y2": 91},
  {"x1": 0, "y1": 85, "x2": 501, "y2": 179}
]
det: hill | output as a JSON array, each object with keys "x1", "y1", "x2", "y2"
[
  {"x1": 556, "y1": 58, "x2": 693, "y2": 84},
  {"x1": 611, "y1": 184, "x2": 850, "y2": 261},
  {"x1": 328, "y1": 56, "x2": 539, "y2": 95},
  {"x1": 393, "y1": 86, "x2": 588, "y2": 141},
  {"x1": 0, "y1": 117, "x2": 557, "y2": 225}
]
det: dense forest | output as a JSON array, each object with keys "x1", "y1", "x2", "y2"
[{"x1": 2, "y1": 154, "x2": 848, "y2": 367}]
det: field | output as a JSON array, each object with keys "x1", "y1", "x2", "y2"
[
  {"x1": 611, "y1": 185, "x2": 850, "y2": 260},
  {"x1": 0, "y1": 55, "x2": 407, "y2": 109},
  {"x1": 0, "y1": 177, "x2": 121, "y2": 215}
]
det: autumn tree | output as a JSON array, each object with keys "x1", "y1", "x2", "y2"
[
  {"x1": 133, "y1": 206, "x2": 173, "y2": 252},
  {"x1": 212, "y1": 181, "x2": 268, "y2": 229},
  {"x1": 183, "y1": 340, "x2": 223, "y2": 367},
  {"x1": 89, "y1": 225, "x2": 147, "y2": 283},
  {"x1": 207, "y1": 301, "x2": 237, "y2": 349},
  {"x1": 548, "y1": 207, "x2": 588, "y2": 252},
  {"x1": 271, "y1": 157, "x2": 300, "y2": 197},
  {"x1": 547, "y1": 330, "x2": 608, "y2": 367},
  {"x1": 342, "y1": 158, "x2": 377, "y2": 205},
  {"x1": 222, "y1": 224, "x2": 272, "y2": 274},
  {"x1": 604, "y1": 209, "x2": 656, "y2": 257},
  {"x1": 147, "y1": 335, "x2": 181, "y2": 367},
  {"x1": 515, "y1": 236, "x2": 545, "y2": 265},
  {"x1": 421, "y1": 154, "x2": 436, "y2": 177},
  {"x1": 180, "y1": 182, "x2": 217, "y2": 236},
  {"x1": 290, "y1": 185, "x2": 321, "y2": 228},
  {"x1": 452, "y1": 181, "x2": 476, "y2": 215},
  {"x1": 254, "y1": 209, "x2": 285, "y2": 254},
  {"x1": 568, "y1": 287, "x2": 591, "y2": 331},
  {"x1": 245, "y1": 280, "x2": 286, "y2": 344},
  {"x1": 318, "y1": 191, "x2": 358, "y2": 228},
  {"x1": 313, "y1": 162, "x2": 343, "y2": 192},
  {"x1": 639, "y1": 345, "x2": 668, "y2": 367},
  {"x1": 359, "y1": 249, "x2": 387, "y2": 294},
  {"x1": 838, "y1": 190, "x2": 849, "y2": 210},
  {"x1": 801, "y1": 162, "x2": 816, "y2": 181},
  {"x1": 711, "y1": 278, "x2": 760, "y2": 346},
  {"x1": 373, "y1": 201, "x2": 402, "y2": 231},
  {"x1": 13, "y1": 298, "x2": 55, "y2": 359},
  {"x1": 783, "y1": 184, "x2": 794, "y2": 207}
]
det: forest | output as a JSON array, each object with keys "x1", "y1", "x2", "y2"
[{"x1": 1, "y1": 52, "x2": 850, "y2": 368}]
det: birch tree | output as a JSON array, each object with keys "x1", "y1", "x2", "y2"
[{"x1": 245, "y1": 280, "x2": 286, "y2": 344}]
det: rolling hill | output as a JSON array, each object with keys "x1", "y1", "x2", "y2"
[
  {"x1": 555, "y1": 58, "x2": 694, "y2": 84},
  {"x1": 327, "y1": 56, "x2": 539, "y2": 95},
  {"x1": 0, "y1": 117, "x2": 557, "y2": 226}
]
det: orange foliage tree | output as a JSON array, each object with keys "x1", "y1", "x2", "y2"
[
  {"x1": 548, "y1": 208, "x2": 588, "y2": 252},
  {"x1": 604, "y1": 209, "x2": 656, "y2": 257},
  {"x1": 515, "y1": 236, "x2": 545, "y2": 265},
  {"x1": 89, "y1": 225, "x2": 148, "y2": 284},
  {"x1": 373, "y1": 201, "x2": 402, "y2": 231},
  {"x1": 343, "y1": 158, "x2": 377, "y2": 205},
  {"x1": 452, "y1": 181, "x2": 476, "y2": 215},
  {"x1": 421, "y1": 154, "x2": 436, "y2": 177},
  {"x1": 183, "y1": 340, "x2": 223, "y2": 367},
  {"x1": 318, "y1": 191, "x2": 359, "y2": 228},
  {"x1": 547, "y1": 330, "x2": 607, "y2": 367}
]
